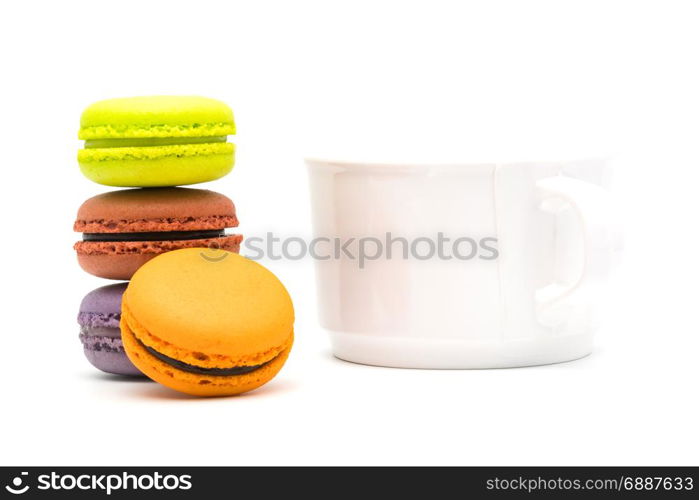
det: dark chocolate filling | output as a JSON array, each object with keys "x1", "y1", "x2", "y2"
[
  {"x1": 139, "y1": 339, "x2": 270, "y2": 376},
  {"x1": 83, "y1": 230, "x2": 225, "y2": 242}
]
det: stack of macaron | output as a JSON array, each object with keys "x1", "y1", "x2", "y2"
[{"x1": 75, "y1": 96, "x2": 294, "y2": 396}]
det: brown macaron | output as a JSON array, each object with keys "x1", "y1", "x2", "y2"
[{"x1": 74, "y1": 188, "x2": 242, "y2": 280}]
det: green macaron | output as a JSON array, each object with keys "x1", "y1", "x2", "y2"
[{"x1": 78, "y1": 96, "x2": 236, "y2": 187}]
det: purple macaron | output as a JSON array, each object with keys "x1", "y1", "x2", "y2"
[{"x1": 78, "y1": 283, "x2": 143, "y2": 376}]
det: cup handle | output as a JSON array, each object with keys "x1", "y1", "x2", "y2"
[{"x1": 535, "y1": 175, "x2": 620, "y2": 328}]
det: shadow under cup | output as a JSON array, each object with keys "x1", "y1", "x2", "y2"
[{"x1": 306, "y1": 158, "x2": 619, "y2": 369}]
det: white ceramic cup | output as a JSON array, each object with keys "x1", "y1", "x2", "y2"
[{"x1": 306, "y1": 157, "x2": 620, "y2": 368}]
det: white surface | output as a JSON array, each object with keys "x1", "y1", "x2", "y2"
[
  {"x1": 0, "y1": 0, "x2": 698, "y2": 465},
  {"x1": 308, "y1": 159, "x2": 616, "y2": 368}
]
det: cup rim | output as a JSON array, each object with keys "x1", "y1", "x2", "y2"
[{"x1": 304, "y1": 155, "x2": 611, "y2": 170}]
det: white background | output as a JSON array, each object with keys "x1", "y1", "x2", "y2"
[{"x1": 1, "y1": 0, "x2": 698, "y2": 466}]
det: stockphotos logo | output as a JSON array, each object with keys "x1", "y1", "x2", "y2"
[
  {"x1": 5, "y1": 472, "x2": 29, "y2": 495},
  {"x1": 3, "y1": 471, "x2": 192, "y2": 495}
]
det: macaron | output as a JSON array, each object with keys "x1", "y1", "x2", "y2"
[
  {"x1": 78, "y1": 283, "x2": 143, "y2": 376},
  {"x1": 121, "y1": 248, "x2": 294, "y2": 397},
  {"x1": 74, "y1": 187, "x2": 242, "y2": 280},
  {"x1": 78, "y1": 96, "x2": 235, "y2": 187}
]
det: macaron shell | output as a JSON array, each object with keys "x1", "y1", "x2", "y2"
[
  {"x1": 79, "y1": 96, "x2": 236, "y2": 139},
  {"x1": 78, "y1": 283, "x2": 143, "y2": 376},
  {"x1": 121, "y1": 320, "x2": 292, "y2": 396},
  {"x1": 82, "y1": 331, "x2": 143, "y2": 376},
  {"x1": 78, "y1": 143, "x2": 234, "y2": 187},
  {"x1": 74, "y1": 187, "x2": 238, "y2": 233},
  {"x1": 78, "y1": 282, "x2": 128, "y2": 323},
  {"x1": 123, "y1": 249, "x2": 294, "y2": 364},
  {"x1": 76, "y1": 235, "x2": 243, "y2": 280}
]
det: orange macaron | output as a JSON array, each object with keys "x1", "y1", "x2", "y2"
[{"x1": 120, "y1": 248, "x2": 294, "y2": 397}]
